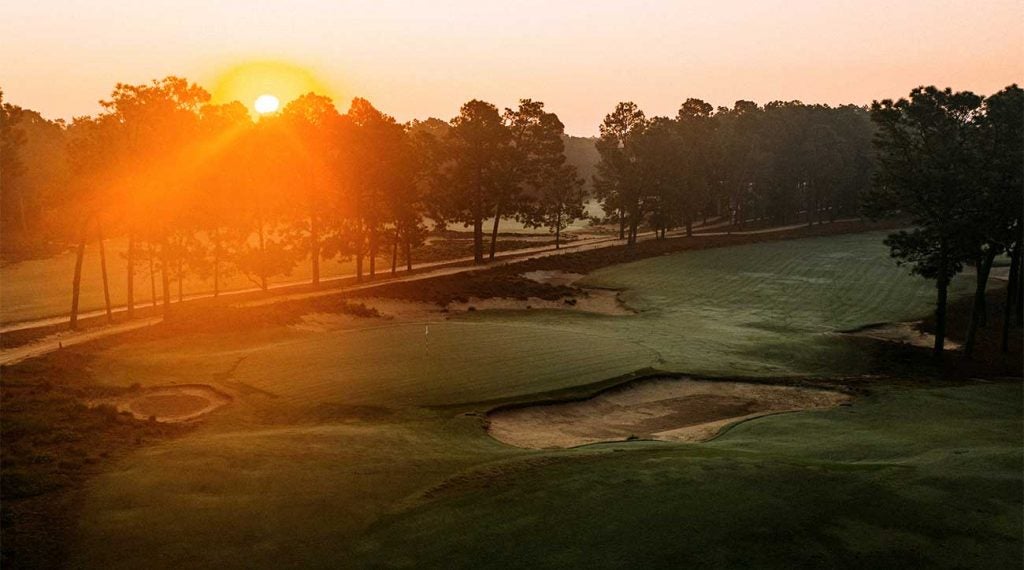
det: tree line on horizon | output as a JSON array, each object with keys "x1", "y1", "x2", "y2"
[
  {"x1": 0, "y1": 80, "x2": 1020, "y2": 358},
  {"x1": 592, "y1": 98, "x2": 875, "y2": 243},
  {"x1": 1, "y1": 79, "x2": 591, "y2": 327},
  {"x1": 0, "y1": 78, "x2": 876, "y2": 325}
]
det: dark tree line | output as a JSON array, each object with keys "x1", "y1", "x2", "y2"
[
  {"x1": 1, "y1": 79, "x2": 587, "y2": 327},
  {"x1": 865, "y1": 85, "x2": 1023, "y2": 357},
  {"x1": 589, "y1": 89, "x2": 1022, "y2": 358},
  {"x1": 3, "y1": 80, "x2": 1020, "y2": 351},
  {"x1": 591, "y1": 98, "x2": 876, "y2": 244}
]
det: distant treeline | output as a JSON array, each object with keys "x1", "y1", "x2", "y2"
[
  {"x1": 592, "y1": 99, "x2": 875, "y2": 242},
  {"x1": 1, "y1": 81, "x2": 593, "y2": 326},
  {"x1": 0, "y1": 81, "x2": 1020, "y2": 349}
]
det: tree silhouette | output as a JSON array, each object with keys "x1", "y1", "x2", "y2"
[
  {"x1": 100, "y1": 77, "x2": 210, "y2": 315},
  {"x1": 974, "y1": 85, "x2": 1023, "y2": 353},
  {"x1": 519, "y1": 111, "x2": 584, "y2": 248},
  {"x1": 280, "y1": 93, "x2": 340, "y2": 286},
  {"x1": 595, "y1": 102, "x2": 648, "y2": 244},
  {"x1": 864, "y1": 86, "x2": 984, "y2": 356},
  {"x1": 440, "y1": 100, "x2": 509, "y2": 263}
]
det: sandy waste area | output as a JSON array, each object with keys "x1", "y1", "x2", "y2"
[{"x1": 488, "y1": 377, "x2": 851, "y2": 449}]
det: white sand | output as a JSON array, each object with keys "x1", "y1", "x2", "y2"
[{"x1": 488, "y1": 378, "x2": 851, "y2": 449}]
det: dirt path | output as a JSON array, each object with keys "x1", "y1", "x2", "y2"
[{"x1": 0, "y1": 317, "x2": 161, "y2": 366}]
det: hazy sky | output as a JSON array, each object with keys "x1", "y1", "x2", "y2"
[{"x1": 2, "y1": 0, "x2": 1021, "y2": 135}]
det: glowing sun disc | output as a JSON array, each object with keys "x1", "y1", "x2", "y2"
[{"x1": 254, "y1": 94, "x2": 280, "y2": 114}]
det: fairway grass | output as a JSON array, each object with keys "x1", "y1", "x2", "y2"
[
  {"x1": 63, "y1": 231, "x2": 1018, "y2": 569},
  {"x1": 347, "y1": 384, "x2": 1022, "y2": 570},
  {"x1": 71, "y1": 383, "x2": 1022, "y2": 569}
]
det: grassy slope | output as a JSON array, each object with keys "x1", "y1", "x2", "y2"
[
  {"x1": 90, "y1": 232, "x2": 973, "y2": 400},
  {"x1": 64, "y1": 231, "x2": 1018, "y2": 569},
  {"x1": 349, "y1": 384, "x2": 1022, "y2": 569},
  {"x1": 579, "y1": 231, "x2": 974, "y2": 375}
]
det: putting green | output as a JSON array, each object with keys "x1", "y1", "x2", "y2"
[{"x1": 94, "y1": 320, "x2": 659, "y2": 406}]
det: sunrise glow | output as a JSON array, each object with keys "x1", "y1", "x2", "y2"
[
  {"x1": 207, "y1": 60, "x2": 333, "y2": 117},
  {"x1": 254, "y1": 94, "x2": 280, "y2": 114}
]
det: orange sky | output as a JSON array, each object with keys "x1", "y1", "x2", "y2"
[{"x1": 2, "y1": 0, "x2": 1021, "y2": 135}]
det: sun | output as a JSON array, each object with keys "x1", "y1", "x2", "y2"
[
  {"x1": 254, "y1": 94, "x2": 280, "y2": 114},
  {"x1": 206, "y1": 60, "x2": 337, "y2": 117}
]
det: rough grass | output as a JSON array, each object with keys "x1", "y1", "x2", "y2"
[{"x1": 0, "y1": 354, "x2": 186, "y2": 569}]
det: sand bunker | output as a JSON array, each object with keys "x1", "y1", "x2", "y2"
[
  {"x1": 292, "y1": 299, "x2": 443, "y2": 331},
  {"x1": 841, "y1": 322, "x2": 962, "y2": 350},
  {"x1": 522, "y1": 270, "x2": 586, "y2": 287},
  {"x1": 91, "y1": 385, "x2": 232, "y2": 423},
  {"x1": 448, "y1": 289, "x2": 632, "y2": 316},
  {"x1": 487, "y1": 378, "x2": 851, "y2": 449}
]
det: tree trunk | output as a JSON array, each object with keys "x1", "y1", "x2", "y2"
[
  {"x1": 1003, "y1": 241, "x2": 1021, "y2": 352},
  {"x1": 391, "y1": 226, "x2": 399, "y2": 275},
  {"x1": 473, "y1": 216, "x2": 484, "y2": 263},
  {"x1": 627, "y1": 213, "x2": 639, "y2": 247},
  {"x1": 933, "y1": 276, "x2": 949, "y2": 357},
  {"x1": 618, "y1": 207, "x2": 626, "y2": 240},
  {"x1": 355, "y1": 221, "x2": 364, "y2": 282},
  {"x1": 964, "y1": 251, "x2": 996, "y2": 358},
  {"x1": 257, "y1": 220, "x2": 268, "y2": 291},
  {"x1": 806, "y1": 190, "x2": 814, "y2": 227},
  {"x1": 213, "y1": 229, "x2": 221, "y2": 297},
  {"x1": 148, "y1": 243, "x2": 157, "y2": 308},
  {"x1": 177, "y1": 257, "x2": 183, "y2": 303},
  {"x1": 69, "y1": 219, "x2": 88, "y2": 331},
  {"x1": 97, "y1": 221, "x2": 113, "y2": 323},
  {"x1": 405, "y1": 238, "x2": 412, "y2": 272},
  {"x1": 310, "y1": 215, "x2": 320, "y2": 286},
  {"x1": 160, "y1": 236, "x2": 171, "y2": 316},
  {"x1": 126, "y1": 233, "x2": 135, "y2": 319},
  {"x1": 17, "y1": 195, "x2": 28, "y2": 234},
  {"x1": 557, "y1": 206, "x2": 565, "y2": 246},
  {"x1": 372, "y1": 224, "x2": 380, "y2": 278},
  {"x1": 489, "y1": 202, "x2": 503, "y2": 261}
]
